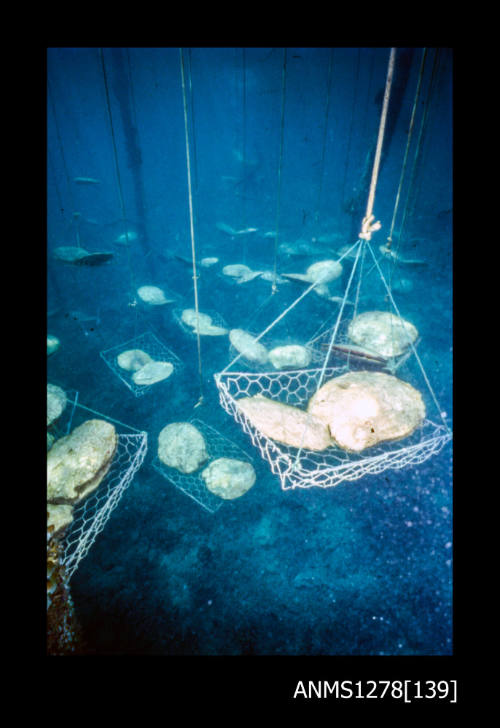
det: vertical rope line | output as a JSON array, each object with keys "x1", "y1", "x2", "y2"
[
  {"x1": 387, "y1": 48, "x2": 427, "y2": 245},
  {"x1": 385, "y1": 48, "x2": 427, "y2": 293},
  {"x1": 99, "y1": 48, "x2": 138, "y2": 339},
  {"x1": 187, "y1": 49, "x2": 199, "y2": 195},
  {"x1": 180, "y1": 48, "x2": 204, "y2": 407},
  {"x1": 361, "y1": 47, "x2": 396, "y2": 227},
  {"x1": 241, "y1": 48, "x2": 248, "y2": 264},
  {"x1": 271, "y1": 48, "x2": 287, "y2": 294},
  {"x1": 397, "y1": 48, "x2": 440, "y2": 245},
  {"x1": 314, "y1": 48, "x2": 334, "y2": 224}
]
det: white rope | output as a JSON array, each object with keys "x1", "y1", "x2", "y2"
[
  {"x1": 271, "y1": 48, "x2": 288, "y2": 294},
  {"x1": 359, "y1": 47, "x2": 396, "y2": 241},
  {"x1": 180, "y1": 48, "x2": 204, "y2": 408}
]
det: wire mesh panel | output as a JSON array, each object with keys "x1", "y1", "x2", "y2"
[
  {"x1": 152, "y1": 418, "x2": 254, "y2": 513},
  {"x1": 100, "y1": 330, "x2": 183, "y2": 397},
  {"x1": 214, "y1": 367, "x2": 452, "y2": 491},
  {"x1": 54, "y1": 403, "x2": 148, "y2": 579}
]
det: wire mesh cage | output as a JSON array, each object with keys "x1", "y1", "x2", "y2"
[
  {"x1": 100, "y1": 330, "x2": 183, "y2": 397},
  {"x1": 214, "y1": 365, "x2": 451, "y2": 491},
  {"x1": 152, "y1": 417, "x2": 255, "y2": 513},
  {"x1": 52, "y1": 402, "x2": 148, "y2": 579}
]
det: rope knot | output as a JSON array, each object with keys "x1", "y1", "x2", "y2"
[{"x1": 359, "y1": 213, "x2": 382, "y2": 240}]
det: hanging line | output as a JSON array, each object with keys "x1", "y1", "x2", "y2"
[
  {"x1": 313, "y1": 48, "x2": 334, "y2": 226},
  {"x1": 187, "y1": 49, "x2": 199, "y2": 195},
  {"x1": 271, "y1": 48, "x2": 288, "y2": 295},
  {"x1": 363, "y1": 48, "x2": 429, "y2": 284},
  {"x1": 99, "y1": 48, "x2": 139, "y2": 340},
  {"x1": 359, "y1": 47, "x2": 396, "y2": 241},
  {"x1": 180, "y1": 47, "x2": 204, "y2": 409},
  {"x1": 241, "y1": 48, "x2": 248, "y2": 265},
  {"x1": 387, "y1": 48, "x2": 427, "y2": 248},
  {"x1": 397, "y1": 48, "x2": 440, "y2": 246}
]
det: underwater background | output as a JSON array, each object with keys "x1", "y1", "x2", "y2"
[{"x1": 46, "y1": 47, "x2": 452, "y2": 656}]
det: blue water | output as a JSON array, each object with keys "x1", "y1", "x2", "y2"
[{"x1": 47, "y1": 47, "x2": 452, "y2": 656}]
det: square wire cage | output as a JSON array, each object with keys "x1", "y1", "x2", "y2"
[
  {"x1": 100, "y1": 330, "x2": 184, "y2": 397},
  {"x1": 152, "y1": 418, "x2": 255, "y2": 513},
  {"x1": 51, "y1": 401, "x2": 148, "y2": 580},
  {"x1": 214, "y1": 366, "x2": 452, "y2": 491}
]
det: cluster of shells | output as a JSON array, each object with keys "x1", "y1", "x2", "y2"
[
  {"x1": 236, "y1": 369, "x2": 426, "y2": 454},
  {"x1": 117, "y1": 348, "x2": 174, "y2": 385},
  {"x1": 157, "y1": 422, "x2": 256, "y2": 500}
]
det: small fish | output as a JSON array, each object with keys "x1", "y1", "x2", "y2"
[
  {"x1": 322, "y1": 342, "x2": 388, "y2": 365},
  {"x1": 66, "y1": 310, "x2": 100, "y2": 324},
  {"x1": 174, "y1": 254, "x2": 194, "y2": 267},
  {"x1": 114, "y1": 231, "x2": 138, "y2": 245},
  {"x1": 328, "y1": 296, "x2": 354, "y2": 305},
  {"x1": 200, "y1": 257, "x2": 219, "y2": 267},
  {"x1": 379, "y1": 244, "x2": 426, "y2": 266},
  {"x1": 216, "y1": 222, "x2": 258, "y2": 236},
  {"x1": 74, "y1": 251, "x2": 114, "y2": 266},
  {"x1": 335, "y1": 244, "x2": 360, "y2": 260},
  {"x1": 73, "y1": 177, "x2": 101, "y2": 184},
  {"x1": 314, "y1": 232, "x2": 345, "y2": 245},
  {"x1": 257, "y1": 271, "x2": 289, "y2": 285},
  {"x1": 279, "y1": 240, "x2": 326, "y2": 257},
  {"x1": 237, "y1": 227, "x2": 258, "y2": 234}
]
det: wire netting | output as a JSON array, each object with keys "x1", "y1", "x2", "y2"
[
  {"x1": 100, "y1": 330, "x2": 183, "y2": 397},
  {"x1": 215, "y1": 365, "x2": 451, "y2": 491},
  {"x1": 152, "y1": 417, "x2": 255, "y2": 513},
  {"x1": 54, "y1": 402, "x2": 148, "y2": 579}
]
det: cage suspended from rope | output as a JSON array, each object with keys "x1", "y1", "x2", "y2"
[{"x1": 213, "y1": 48, "x2": 452, "y2": 491}]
